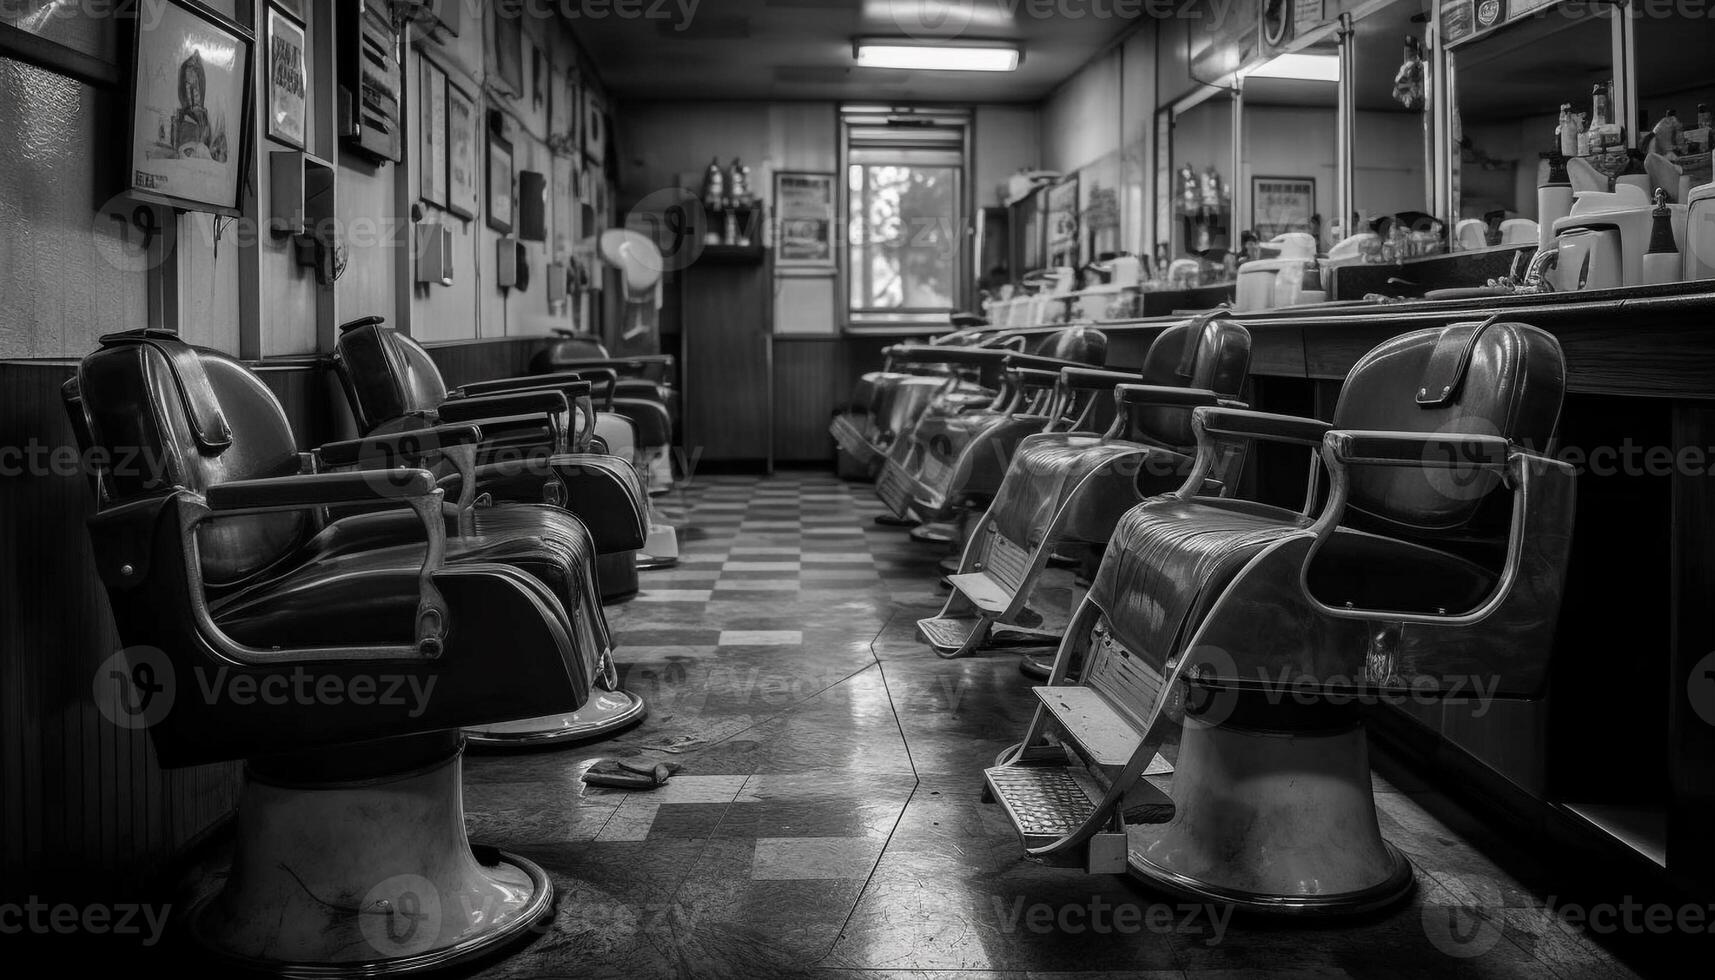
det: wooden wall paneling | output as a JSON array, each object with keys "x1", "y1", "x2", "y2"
[
  {"x1": 772, "y1": 338, "x2": 850, "y2": 463},
  {"x1": 1668, "y1": 399, "x2": 1715, "y2": 884},
  {"x1": 680, "y1": 257, "x2": 772, "y2": 465},
  {"x1": 0, "y1": 363, "x2": 243, "y2": 892}
]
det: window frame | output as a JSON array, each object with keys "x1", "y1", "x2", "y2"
[{"x1": 837, "y1": 105, "x2": 974, "y2": 335}]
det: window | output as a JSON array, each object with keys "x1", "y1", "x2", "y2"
[{"x1": 841, "y1": 107, "x2": 971, "y2": 331}]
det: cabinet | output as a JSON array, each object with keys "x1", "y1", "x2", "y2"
[{"x1": 677, "y1": 246, "x2": 773, "y2": 468}]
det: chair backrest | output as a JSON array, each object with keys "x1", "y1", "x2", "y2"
[
  {"x1": 1027, "y1": 324, "x2": 1107, "y2": 365},
  {"x1": 530, "y1": 331, "x2": 609, "y2": 374},
  {"x1": 332, "y1": 318, "x2": 450, "y2": 433},
  {"x1": 1129, "y1": 316, "x2": 1253, "y2": 449},
  {"x1": 72, "y1": 330, "x2": 308, "y2": 587},
  {"x1": 1332, "y1": 318, "x2": 1564, "y2": 535}
]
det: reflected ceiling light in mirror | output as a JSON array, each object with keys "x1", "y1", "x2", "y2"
[
  {"x1": 854, "y1": 40, "x2": 1022, "y2": 72},
  {"x1": 1243, "y1": 53, "x2": 1341, "y2": 82}
]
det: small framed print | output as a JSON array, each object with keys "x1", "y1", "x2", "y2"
[
  {"x1": 1251, "y1": 176, "x2": 1315, "y2": 239},
  {"x1": 418, "y1": 59, "x2": 447, "y2": 207},
  {"x1": 488, "y1": 131, "x2": 514, "y2": 233},
  {"x1": 582, "y1": 82, "x2": 606, "y2": 165},
  {"x1": 266, "y1": 5, "x2": 308, "y2": 149},
  {"x1": 445, "y1": 80, "x2": 479, "y2": 220},
  {"x1": 774, "y1": 171, "x2": 836, "y2": 268}
]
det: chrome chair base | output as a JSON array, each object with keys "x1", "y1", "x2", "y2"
[
  {"x1": 465, "y1": 688, "x2": 648, "y2": 748},
  {"x1": 186, "y1": 742, "x2": 552, "y2": 975},
  {"x1": 596, "y1": 551, "x2": 640, "y2": 601},
  {"x1": 1018, "y1": 652, "x2": 1053, "y2": 681},
  {"x1": 1124, "y1": 715, "x2": 1415, "y2": 916}
]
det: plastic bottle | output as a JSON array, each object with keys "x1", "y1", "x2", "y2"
[{"x1": 1538, "y1": 152, "x2": 1573, "y2": 250}]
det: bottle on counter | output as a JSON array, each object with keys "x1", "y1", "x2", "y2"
[
  {"x1": 1590, "y1": 83, "x2": 1610, "y2": 131},
  {"x1": 1558, "y1": 103, "x2": 1582, "y2": 158},
  {"x1": 1538, "y1": 151, "x2": 1573, "y2": 250},
  {"x1": 701, "y1": 157, "x2": 726, "y2": 210},
  {"x1": 1642, "y1": 187, "x2": 1682, "y2": 285}
]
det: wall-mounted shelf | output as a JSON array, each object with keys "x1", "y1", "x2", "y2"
[
  {"x1": 269, "y1": 150, "x2": 335, "y2": 239},
  {"x1": 699, "y1": 244, "x2": 768, "y2": 265}
]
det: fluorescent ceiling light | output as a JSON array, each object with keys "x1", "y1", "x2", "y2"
[
  {"x1": 854, "y1": 42, "x2": 1021, "y2": 72},
  {"x1": 1244, "y1": 53, "x2": 1340, "y2": 82}
]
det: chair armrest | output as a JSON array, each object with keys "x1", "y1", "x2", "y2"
[
  {"x1": 886, "y1": 344, "x2": 1007, "y2": 367},
  {"x1": 453, "y1": 373, "x2": 593, "y2": 399},
  {"x1": 1323, "y1": 430, "x2": 1511, "y2": 470},
  {"x1": 1001, "y1": 351, "x2": 1126, "y2": 373},
  {"x1": 543, "y1": 355, "x2": 673, "y2": 382},
  {"x1": 1194, "y1": 407, "x2": 1332, "y2": 447},
  {"x1": 437, "y1": 389, "x2": 570, "y2": 422},
  {"x1": 207, "y1": 468, "x2": 438, "y2": 511},
  {"x1": 1115, "y1": 384, "x2": 1223, "y2": 409},
  {"x1": 1006, "y1": 366, "x2": 1063, "y2": 387},
  {"x1": 316, "y1": 423, "x2": 484, "y2": 467},
  {"x1": 1061, "y1": 367, "x2": 1138, "y2": 390}
]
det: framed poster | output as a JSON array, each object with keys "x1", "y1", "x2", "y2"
[
  {"x1": 271, "y1": 0, "x2": 304, "y2": 20},
  {"x1": 266, "y1": 5, "x2": 307, "y2": 149},
  {"x1": 1251, "y1": 176, "x2": 1315, "y2": 239},
  {"x1": 491, "y1": 0, "x2": 523, "y2": 94},
  {"x1": 128, "y1": 0, "x2": 254, "y2": 216},
  {"x1": 419, "y1": 59, "x2": 447, "y2": 207},
  {"x1": 582, "y1": 83, "x2": 606, "y2": 165},
  {"x1": 488, "y1": 131, "x2": 514, "y2": 233},
  {"x1": 1046, "y1": 174, "x2": 1080, "y2": 268},
  {"x1": 564, "y1": 72, "x2": 582, "y2": 155},
  {"x1": 445, "y1": 80, "x2": 478, "y2": 219},
  {"x1": 774, "y1": 171, "x2": 836, "y2": 268}
]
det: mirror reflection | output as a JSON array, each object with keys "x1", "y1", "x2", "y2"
[{"x1": 1349, "y1": 0, "x2": 1434, "y2": 254}]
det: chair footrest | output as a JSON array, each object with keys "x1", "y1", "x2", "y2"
[
  {"x1": 830, "y1": 415, "x2": 878, "y2": 463},
  {"x1": 1032, "y1": 686, "x2": 1147, "y2": 769},
  {"x1": 947, "y1": 572, "x2": 1013, "y2": 614},
  {"x1": 917, "y1": 614, "x2": 986, "y2": 652},
  {"x1": 983, "y1": 764, "x2": 1100, "y2": 846}
]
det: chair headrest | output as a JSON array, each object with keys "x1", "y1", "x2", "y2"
[{"x1": 96, "y1": 329, "x2": 232, "y2": 452}]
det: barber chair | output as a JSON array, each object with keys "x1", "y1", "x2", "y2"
[
  {"x1": 333, "y1": 315, "x2": 671, "y2": 592},
  {"x1": 531, "y1": 328, "x2": 678, "y2": 491},
  {"x1": 982, "y1": 317, "x2": 1573, "y2": 915},
  {"x1": 64, "y1": 329, "x2": 628, "y2": 970},
  {"x1": 873, "y1": 325, "x2": 1110, "y2": 527},
  {"x1": 918, "y1": 316, "x2": 1252, "y2": 660},
  {"x1": 829, "y1": 330, "x2": 1030, "y2": 482}
]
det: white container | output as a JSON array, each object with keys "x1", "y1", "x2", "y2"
[
  {"x1": 1687, "y1": 181, "x2": 1715, "y2": 281},
  {"x1": 1234, "y1": 258, "x2": 1310, "y2": 312},
  {"x1": 1552, "y1": 188, "x2": 1688, "y2": 289}
]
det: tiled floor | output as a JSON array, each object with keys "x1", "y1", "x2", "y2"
[{"x1": 462, "y1": 471, "x2": 1646, "y2": 980}]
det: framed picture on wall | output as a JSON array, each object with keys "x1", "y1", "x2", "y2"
[
  {"x1": 266, "y1": 5, "x2": 308, "y2": 150},
  {"x1": 491, "y1": 0, "x2": 524, "y2": 95},
  {"x1": 1251, "y1": 176, "x2": 1315, "y2": 239},
  {"x1": 1046, "y1": 174, "x2": 1080, "y2": 269},
  {"x1": 582, "y1": 83, "x2": 606, "y2": 166},
  {"x1": 488, "y1": 131, "x2": 514, "y2": 233},
  {"x1": 270, "y1": 0, "x2": 304, "y2": 20},
  {"x1": 774, "y1": 171, "x2": 837, "y2": 268},
  {"x1": 418, "y1": 59, "x2": 447, "y2": 207},
  {"x1": 127, "y1": 0, "x2": 254, "y2": 216},
  {"x1": 564, "y1": 72, "x2": 582, "y2": 157},
  {"x1": 445, "y1": 80, "x2": 479, "y2": 219}
]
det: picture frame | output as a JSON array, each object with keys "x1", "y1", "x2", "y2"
[
  {"x1": 774, "y1": 171, "x2": 837, "y2": 268},
  {"x1": 444, "y1": 80, "x2": 479, "y2": 220},
  {"x1": 271, "y1": 0, "x2": 304, "y2": 21},
  {"x1": 563, "y1": 71, "x2": 582, "y2": 155},
  {"x1": 265, "y1": 4, "x2": 307, "y2": 150},
  {"x1": 418, "y1": 59, "x2": 447, "y2": 208},
  {"x1": 1046, "y1": 174, "x2": 1080, "y2": 269},
  {"x1": 488, "y1": 130, "x2": 514, "y2": 233},
  {"x1": 1251, "y1": 176, "x2": 1316, "y2": 239},
  {"x1": 491, "y1": 0, "x2": 523, "y2": 95},
  {"x1": 582, "y1": 82, "x2": 606, "y2": 166},
  {"x1": 127, "y1": 0, "x2": 255, "y2": 216}
]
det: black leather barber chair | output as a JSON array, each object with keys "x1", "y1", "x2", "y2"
[
  {"x1": 918, "y1": 315, "x2": 1252, "y2": 661},
  {"x1": 829, "y1": 329, "x2": 1029, "y2": 481},
  {"x1": 873, "y1": 325, "x2": 1110, "y2": 525},
  {"x1": 332, "y1": 316, "x2": 668, "y2": 591},
  {"x1": 531, "y1": 329, "x2": 678, "y2": 493},
  {"x1": 983, "y1": 317, "x2": 1573, "y2": 914},
  {"x1": 64, "y1": 329, "x2": 627, "y2": 970}
]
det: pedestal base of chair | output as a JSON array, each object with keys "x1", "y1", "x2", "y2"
[
  {"x1": 186, "y1": 739, "x2": 551, "y2": 975},
  {"x1": 465, "y1": 687, "x2": 648, "y2": 748},
  {"x1": 873, "y1": 514, "x2": 916, "y2": 527},
  {"x1": 1124, "y1": 714, "x2": 1414, "y2": 916},
  {"x1": 1018, "y1": 652, "x2": 1054, "y2": 681},
  {"x1": 597, "y1": 551, "x2": 640, "y2": 601},
  {"x1": 909, "y1": 523, "x2": 957, "y2": 544},
  {"x1": 637, "y1": 522, "x2": 679, "y2": 570}
]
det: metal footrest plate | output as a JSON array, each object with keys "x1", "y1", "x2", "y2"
[
  {"x1": 877, "y1": 462, "x2": 913, "y2": 516},
  {"x1": 917, "y1": 615, "x2": 984, "y2": 651},
  {"x1": 984, "y1": 765, "x2": 1098, "y2": 841}
]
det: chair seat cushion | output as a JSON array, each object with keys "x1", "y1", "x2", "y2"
[{"x1": 989, "y1": 435, "x2": 1189, "y2": 548}]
